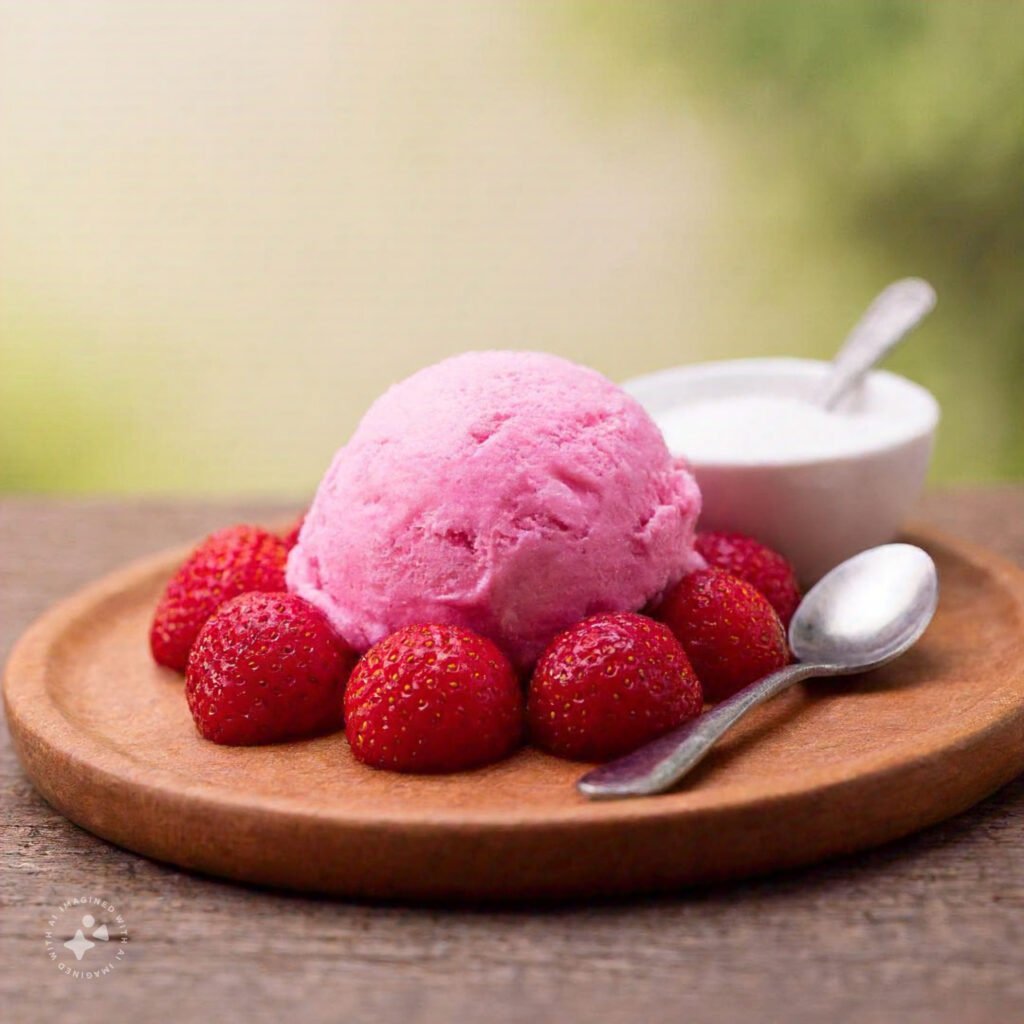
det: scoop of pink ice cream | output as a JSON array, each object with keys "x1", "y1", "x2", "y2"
[{"x1": 287, "y1": 351, "x2": 702, "y2": 667}]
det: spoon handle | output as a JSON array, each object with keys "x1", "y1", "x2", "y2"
[
  {"x1": 818, "y1": 278, "x2": 936, "y2": 411},
  {"x1": 577, "y1": 662, "x2": 825, "y2": 800}
]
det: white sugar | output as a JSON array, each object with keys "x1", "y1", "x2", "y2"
[{"x1": 657, "y1": 394, "x2": 908, "y2": 464}]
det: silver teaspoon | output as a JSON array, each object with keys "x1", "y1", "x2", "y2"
[
  {"x1": 577, "y1": 543, "x2": 938, "y2": 800},
  {"x1": 817, "y1": 278, "x2": 936, "y2": 411}
]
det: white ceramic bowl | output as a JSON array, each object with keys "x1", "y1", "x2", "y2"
[{"x1": 623, "y1": 358, "x2": 940, "y2": 583}]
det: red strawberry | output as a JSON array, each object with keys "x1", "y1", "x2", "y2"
[
  {"x1": 150, "y1": 525, "x2": 288, "y2": 672},
  {"x1": 282, "y1": 513, "x2": 306, "y2": 551},
  {"x1": 186, "y1": 591, "x2": 356, "y2": 745},
  {"x1": 695, "y1": 530, "x2": 801, "y2": 626},
  {"x1": 345, "y1": 624, "x2": 523, "y2": 773},
  {"x1": 656, "y1": 568, "x2": 788, "y2": 702},
  {"x1": 527, "y1": 612, "x2": 702, "y2": 762}
]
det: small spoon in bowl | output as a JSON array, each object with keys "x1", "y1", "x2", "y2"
[
  {"x1": 577, "y1": 543, "x2": 938, "y2": 800},
  {"x1": 817, "y1": 277, "x2": 936, "y2": 411}
]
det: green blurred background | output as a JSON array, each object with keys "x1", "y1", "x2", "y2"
[{"x1": 2, "y1": 0, "x2": 1021, "y2": 495}]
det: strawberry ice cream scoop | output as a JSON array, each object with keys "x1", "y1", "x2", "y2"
[{"x1": 287, "y1": 351, "x2": 702, "y2": 667}]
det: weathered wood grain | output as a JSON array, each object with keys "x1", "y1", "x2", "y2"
[{"x1": 3, "y1": 491, "x2": 1024, "y2": 1024}]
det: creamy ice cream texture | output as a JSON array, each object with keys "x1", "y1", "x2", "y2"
[{"x1": 287, "y1": 351, "x2": 702, "y2": 666}]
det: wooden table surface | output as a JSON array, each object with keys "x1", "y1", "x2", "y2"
[{"x1": 4, "y1": 490, "x2": 1024, "y2": 1024}]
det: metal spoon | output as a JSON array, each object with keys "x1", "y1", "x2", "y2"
[
  {"x1": 817, "y1": 278, "x2": 936, "y2": 411},
  {"x1": 577, "y1": 543, "x2": 938, "y2": 800}
]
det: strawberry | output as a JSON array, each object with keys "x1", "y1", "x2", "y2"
[
  {"x1": 695, "y1": 530, "x2": 801, "y2": 626},
  {"x1": 282, "y1": 513, "x2": 306, "y2": 551},
  {"x1": 656, "y1": 568, "x2": 788, "y2": 702},
  {"x1": 186, "y1": 591, "x2": 356, "y2": 745},
  {"x1": 345, "y1": 624, "x2": 523, "y2": 773},
  {"x1": 527, "y1": 612, "x2": 702, "y2": 762},
  {"x1": 150, "y1": 524, "x2": 288, "y2": 672}
]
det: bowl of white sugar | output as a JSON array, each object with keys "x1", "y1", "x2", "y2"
[{"x1": 624, "y1": 358, "x2": 939, "y2": 582}]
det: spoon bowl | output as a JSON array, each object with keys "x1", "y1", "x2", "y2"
[{"x1": 789, "y1": 544, "x2": 939, "y2": 671}]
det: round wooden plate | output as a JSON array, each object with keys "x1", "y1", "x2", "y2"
[{"x1": 4, "y1": 525, "x2": 1024, "y2": 902}]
